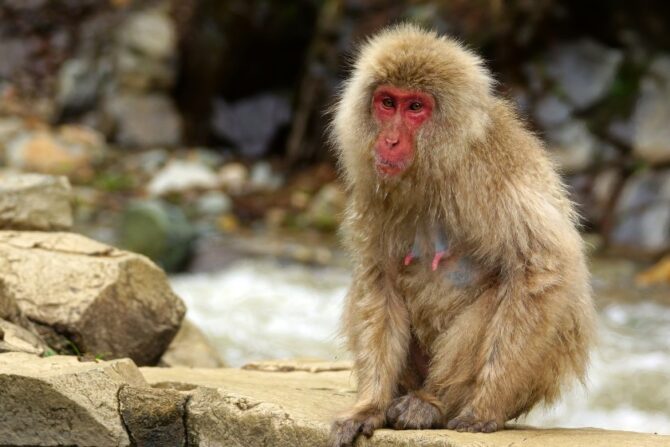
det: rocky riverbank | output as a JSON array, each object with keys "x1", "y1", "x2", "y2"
[{"x1": 0, "y1": 171, "x2": 221, "y2": 365}]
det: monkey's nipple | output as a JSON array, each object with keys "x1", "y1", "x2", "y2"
[
  {"x1": 431, "y1": 251, "x2": 446, "y2": 271},
  {"x1": 403, "y1": 253, "x2": 415, "y2": 266}
]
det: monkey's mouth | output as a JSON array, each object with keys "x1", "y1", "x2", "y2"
[{"x1": 375, "y1": 155, "x2": 409, "y2": 176}]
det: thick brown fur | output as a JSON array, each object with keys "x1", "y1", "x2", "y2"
[{"x1": 329, "y1": 24, "x2": 596, "y2": 446}]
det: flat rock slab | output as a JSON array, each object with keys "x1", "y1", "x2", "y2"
[
  {"x1": 0, "y1": 172, "x2": 73, "y2": 230},
  {"x1": 0, "y1": 231, "x2": 186, "y2": 365},
  {"x1": 0, "y1": 352, "x2": 146, "y2": 446},
  {"x1": 141, "y1": 367, "x2": 669, "y2": 447},
  {"x1": 242, "y1": 358, "x2": 352, "y2": 373}
]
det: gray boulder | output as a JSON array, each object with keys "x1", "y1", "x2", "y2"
[
  {"x1": 118, "y1": 199, "x2": 195, "y2": 272},
  {"x1": 632, "y1": 56, "x2": 670, "y2": 164},
  {"x1": 545, "y1": 120, "x2": 599, "y2": 173},
  {"x1": 0, "y1": 231, "x2": 186, "y2": 365},
  {"x1": 0, "y1": 319, "x2": 47, "y2": 355},
  {"x1": 609, "y1": 169, "x2": 670, "y2": 256},
  {"x1": 160, "y1": 319, "x2": 225, "y2": 368},
  {"x1": 106, "y1": 93, "x2": 182, "y2": 148},
  {"x1": 545, "y1": 39, "x2": 623, "y2": 110},
  {"x1": 0, "y1": 172, "x2": 73, "y2": 230}
]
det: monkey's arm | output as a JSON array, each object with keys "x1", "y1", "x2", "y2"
[
  {"x1": 330, "y1": 263, "x2": 411, "y2": 446},
  {"x1": 442, "y1": 177, "x2": 591, "y2": 431}
]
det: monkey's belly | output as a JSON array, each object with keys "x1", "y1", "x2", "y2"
[
  {"x1": 440, "y1": 256, "x2": 480, "y2": 287},
  {"x1": 399, "y1": 258, "x2": 484, "y2": 349}
]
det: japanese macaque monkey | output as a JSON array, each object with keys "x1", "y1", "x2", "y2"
[{"x1": 329, "y1": 24, "x2": 596, "y2": 446}]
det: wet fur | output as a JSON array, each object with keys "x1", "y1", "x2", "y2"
[{"x1": 329, "y1": 24, "x2": 596, "y2": 446}]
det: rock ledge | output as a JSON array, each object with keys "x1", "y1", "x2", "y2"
[{"x1": 141, "y1": 364, "x2": 668, "y2": 447}]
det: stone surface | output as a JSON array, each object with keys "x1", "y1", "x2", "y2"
[
  {"x1": 534, "y1": 94, "x2": 573, "y2": 128},
  {"x1": 106, "y1": 94, "x2": 182, "y2": 148},
  {"x1": 140, "y1": 366, "x2": 669, "y2": 447},
  {"x1": 195, "y1": 190, "x2": 232, "y2": 216},
  {"x1": 115, "y1": 9, "x2": 177, "y2": 91},
  {"x1": 632, "y1": 55, "x2": 670, "y2": 164},
  {"x1": 545, "y1": 39, "x2": 623, "y2": 110},
  {"x1": 0, "y1": 279, "x2": 22, "y2": 323},
  {"x1": 609, "y1": 170, "x2": 670, "y2": 256},
  {"x1": 0, "y1": 352, "x2": 146, "y2": 446},
  {"x1": 303, "y1": 183, "x2": 346, "y2": 231},
  {"x1": 590, "y1": 168, "x2": 623, "y2": 224},
  {"x1": 0, "y1": 231, "x2": 186, "y2": 365},
  {"x1": 118, "y1": 9, "x2": 176, "y2": 61},
  {"x1": 242, "y1": 358, "x2": 352, "y2": 373},
  {"x1": 211, "y1": 93, "x2": 291, "y2": 158},
  {"x1": 56, "y1": 57, "x2": 109, "y2": 114},
  {"x1": 218, "y1": 162, "x2": 249, "y2": 194},
  {"x1": 160, "y1": 319, "x2": 225, "y2": 368},
  {"x1": 147, "y1": 159, "x2": 220, "y2": 196},
  {"x1": 545, "y1": 120, "x2": 599, "y2": 173},
  {"x1": 119, "y1": 384, "x2": 187, "y2": 447},
  {"x1": 0, "y1": 116, "x2": 25, "y2": 148},
  {"x1": 0, "y1": 318, "x2": 47, "y2": 355},
  {"x1": 0, "y1": 172, "x2": 73, "y2": 230},
  {"x1": 118, "y1": 199, "x2": 195, "y2": 272},
  {"x1": 249, "y1": 161, "x2": 283, "y2": 191},
  {"x1": 608, "y1": 118, "x2": 635, "y2": 147},
  {"x1": 5, "y1": 126, "x2": 106, "y2": 176}
]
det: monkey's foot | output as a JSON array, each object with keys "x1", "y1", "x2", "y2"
[
  {"x1": 446, "y1": 411, "x2": 500, "y2": 433},
  {"x1": 329, "y1": 410, "x2": 385, "y2": 447},
  {"x1": 386, "y1": 392, "x2": 443, "y2": 430}
]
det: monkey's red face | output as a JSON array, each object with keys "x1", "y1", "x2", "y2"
[{"x1": 372, "y1": 85, "x2": 435, "y2": 177}]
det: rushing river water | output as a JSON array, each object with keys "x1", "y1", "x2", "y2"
[{"x1": 170, "y1": 257, "x2": 670, "y2": 435}]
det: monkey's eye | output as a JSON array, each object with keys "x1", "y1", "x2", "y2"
[
  {"x1": 409, "y1": 101, "x2": 423, "y2": 111},
  {"x1": 382, "y1": 97, "x2": 394, "y2": 108}
]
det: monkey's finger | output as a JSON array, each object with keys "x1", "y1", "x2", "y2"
[
  {"x1": 329, "y1": 419, "x2": 361, "y2": 447},
  {"x1": 447, "y1": 418, "x2": 464, "y2": 430},
  {"x1": 467, "y1": 422, "x2": 483, "y2": 432},
  {"x1": 361, "y1": 420, "x2": 376, "y2": 437}
]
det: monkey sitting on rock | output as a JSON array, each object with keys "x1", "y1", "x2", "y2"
[{"x1": 329, "y1": 24, "x2": 596, "y2": 447}]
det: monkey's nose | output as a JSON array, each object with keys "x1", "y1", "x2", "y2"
[{"x1": 385, "y1": 136, "x2": 399, "y2": 146}]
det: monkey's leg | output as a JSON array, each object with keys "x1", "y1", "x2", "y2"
[
  {"x1": 446, "y1": 281, "x2": 560, "y2": 433},
  {"x1": 386, "y1": 333, "x2": 445, "y2": 430},
  {"x1": 388, "y1": 291, "x2": 493, "y2": 430},
  {"x1": 329, "y1": 273, "x2": 411, "y2": 447}
]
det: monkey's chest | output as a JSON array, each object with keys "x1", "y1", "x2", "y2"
[{"x1": 401, "y1": 229, "x2": 482, "y2": 288}]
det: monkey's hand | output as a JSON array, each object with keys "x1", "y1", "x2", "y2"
[{"x1": 329, "y1": 409, "x2": 385, "y2": 447}]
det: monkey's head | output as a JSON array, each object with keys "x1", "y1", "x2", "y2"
[{"x1": 333, "y1": 24, "x2": 494, "y2": 194}]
